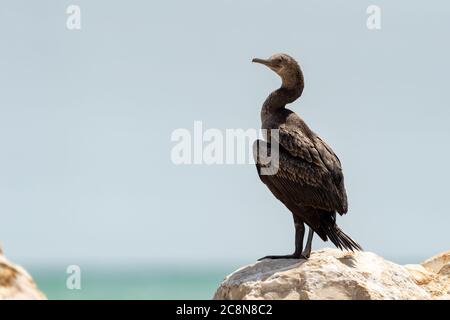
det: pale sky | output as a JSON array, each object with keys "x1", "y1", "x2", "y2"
[{"x1": 0, "y1": 0, "x2": 449, "y2": 266}]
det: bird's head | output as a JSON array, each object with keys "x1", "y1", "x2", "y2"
[{"x1": 252, "y1": 53, "x2": 303, "y2": 90}]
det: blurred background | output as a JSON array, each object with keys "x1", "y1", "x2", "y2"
[{"x1": 0, "y1": 0, "x2": 449, "y2": 299}]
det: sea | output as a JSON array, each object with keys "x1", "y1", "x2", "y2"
[{"x1": 29, "y1": 265, "x2": 234, "y2": 300}]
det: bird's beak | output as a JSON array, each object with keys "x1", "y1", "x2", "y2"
[{"x1": 252, "y1": 58, "x2": 272, "y2": 67}]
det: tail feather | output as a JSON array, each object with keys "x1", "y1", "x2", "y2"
[
  {"x1": 317, "y1": 210, "x2": 362, "y2": 252},
  {"x1": 327, "y1": 225, "x2": 363, "y2": 252}
]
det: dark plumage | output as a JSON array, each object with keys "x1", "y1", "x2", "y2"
[{"x1": 252, "y1": 53, "x2": 362, "y2": 260}]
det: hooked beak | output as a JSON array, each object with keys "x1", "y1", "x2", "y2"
[{"x1": 252, "y1": 58, "x2": 272, "y2": 67}]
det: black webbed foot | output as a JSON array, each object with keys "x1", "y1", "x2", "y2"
[
  {"x1": 300, "y1": 250, "x2": 311, "y2": 259},
  {"x1": 257, "y1": 253, "x2": 307, "y2": 261}
]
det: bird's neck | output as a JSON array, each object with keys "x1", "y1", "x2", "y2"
[{"x1": 261, "y1": 73, "x2": 304, "y2": 120}]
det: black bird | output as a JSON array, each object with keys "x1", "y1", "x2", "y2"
[{"x1": 252, "y1": 53, "x2": 362, "y2": 260}]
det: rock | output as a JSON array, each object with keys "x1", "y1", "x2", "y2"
[
  {"x1": 0, "y1": 245, "x2": 46, "y2": 300},
  {"x1": 213, "y1": 248, "x2": 450, "y2": 300}
]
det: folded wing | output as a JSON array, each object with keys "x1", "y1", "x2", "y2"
[{"x1": 254, "y1": 124, "x2": 348, "y2": 214}]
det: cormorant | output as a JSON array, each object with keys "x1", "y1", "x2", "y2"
[{"x1": 252, "y1": 53, "x2": 362, "y2": 260}]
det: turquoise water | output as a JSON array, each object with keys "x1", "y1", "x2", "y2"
[{"x1": 30, "y1": 266, "x2": 232, "y2": 300}]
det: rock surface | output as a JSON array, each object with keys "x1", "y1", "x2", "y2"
[
  {"x1": 0, "y1": 245, "x2": 46, "y2": 300},
  {"x1": 213, "y1": 248, "x2": 450, "y2": 300}
]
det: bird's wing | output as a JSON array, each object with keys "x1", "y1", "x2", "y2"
[{"x1": 254, "y1": 125, "x2": 348, "y2": 214}]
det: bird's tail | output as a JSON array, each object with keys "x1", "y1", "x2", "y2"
[
  {"x1": 326, "y1": 225, "x2": 363, "y2": 252},
  {"x1": 318, "y1": 211, "x2": 363, "y2": 252}
]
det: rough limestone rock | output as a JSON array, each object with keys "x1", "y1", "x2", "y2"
[
  {"x1": 213, "y1": 248, "x2": 450, "y2": 300},
  {"x1": 0, "y1": 245, "x2": 46, "y2": 300}
]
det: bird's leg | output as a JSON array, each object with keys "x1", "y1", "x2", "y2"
[
  {"x1": 301, "y1": 228, "x2": 314, "y2": 258},
  {"x1": 292, "y1": 216, "x2": 305, "y2": 257},
  {"x1": 258, "y1": 215, "x2": 306, "y2": 260}
]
